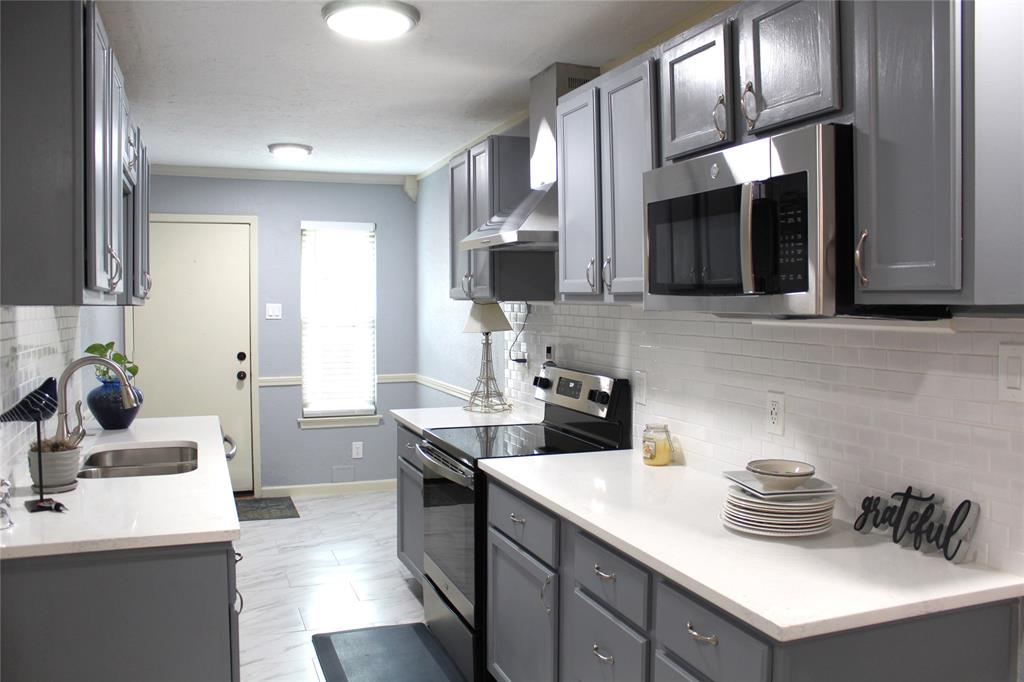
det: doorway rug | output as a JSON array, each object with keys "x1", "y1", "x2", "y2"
[
  {"x1": 312, "y1": 623, "x2": 463, "y2": 682},
  {"x1": 234, "y1": 496, "x2": 299, "y2": 521}
]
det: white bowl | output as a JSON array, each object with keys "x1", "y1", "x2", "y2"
[{"x1": 745, "y1": 459, "x2": 815, "y2": 491}]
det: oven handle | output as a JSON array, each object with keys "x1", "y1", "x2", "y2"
[
  {"x1": 415, "y1": 443, "x2": 475, "y2": 490},
  {"x1": 739, "y1": 181, "x2": 758, "y2": 294}
]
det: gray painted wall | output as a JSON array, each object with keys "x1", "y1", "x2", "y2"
[
  {"x1": 415, "y1": 167, "x2": 508, "y2": 391},
  {"x1": 148, "y1": 174, "x2": 431, "y2": 486}
]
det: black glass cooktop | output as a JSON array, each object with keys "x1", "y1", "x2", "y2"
[{"x1": 424, "y1": 423, "x2": 610, "y2": 467}]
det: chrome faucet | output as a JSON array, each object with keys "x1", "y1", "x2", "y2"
[{"x1": 54, "y1": 357, "x2": 140, "y2": 446}]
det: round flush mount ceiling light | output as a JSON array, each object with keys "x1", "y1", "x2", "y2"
[
  {"x1": 268, "y1": 143, "x2": 313, "y2": 160},
  {"x1": 321, "y1": 1, "x2": 420, "y2": 41}
]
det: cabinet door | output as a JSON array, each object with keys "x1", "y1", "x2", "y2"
[
  {"x1": 557, "y1": 86, "x2": 602, "y2": 295},
  {"x1": 469, "y1": 139, "x2": 495, "y2": 300},
  {"x1": 449, "y1": 151, "x2": 472, "y2": 300},
  {"x1": 853, "y1": 0, "x2": 962, "y2": 296},
  {"x1": 487, "y1": 528, "x2": 557, "y2": 682},
  {"x1": 737, "y1": 0, "x2": 841, "y2": 132},
  {"x1": 660, "y1": 20, "x2": 732, "y2": 160},
  {"x1": 86, "y1": 4, "x2": 117, "y2": 297},
  {"x1": 397, "y1": 456, "x2": 424, "y2": 581},
  {"x1": 130, "y1": 135, "x2": 151, "y2": 304},
  {"x1": 107, "y1": 51, "x2": 127, "y2": 297},
  {"x1": 601, "y1": 59, "x2": 656, "y2": 296}
]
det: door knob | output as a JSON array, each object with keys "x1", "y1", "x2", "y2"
[
  {"x1": 237, "y1": 351, "x2": 247, "y2": 361},
  {"x1": 236, "y1": 371, "x2": 247, "y2": 381}
]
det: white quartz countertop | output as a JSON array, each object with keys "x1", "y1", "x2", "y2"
[
  {"x1": 390, "y1": 406, "x2": 541, "y2": 436},
  {"x1": 1, "y1": 416, "x2": 240, "y2": 559},
  {"x1": 480, "y1": 450, "x2": 1024, "y2": 642}
]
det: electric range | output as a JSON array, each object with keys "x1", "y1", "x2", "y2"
[{"x1": 413, "y1": 366, "x2": 631, "y2": 681}]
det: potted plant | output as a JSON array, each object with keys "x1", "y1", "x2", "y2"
[
  {"x1": 28, "y1": 436, "x2": 82, "y2": 493},
  {"x1": 83, "y1": 341, "x2": 144, "y2": 430}
]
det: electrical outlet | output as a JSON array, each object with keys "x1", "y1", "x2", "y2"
[
  {"x1": 633, "y1": 369, "x2": 648, "y2": 406},
  {"x1": 265, "y1": 303, "x2": 282, "y2": 320},
  {"x1": 998, "y1": 344, "x2": 1024, "y2": 403},
  {"x1": 766, "y1": 392, "x2": 785, "y2": 435},
  {"x1": 352, "y1": 441, "x2": 363, "y2": 459}
]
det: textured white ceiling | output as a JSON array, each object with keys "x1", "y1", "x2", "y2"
[{"x1": 99, "y1": 1, "x2": 711, "y2": 175}]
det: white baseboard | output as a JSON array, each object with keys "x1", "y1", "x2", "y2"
[{"x1": 260, "y1": 478, "x2": 397, "y2": 498}]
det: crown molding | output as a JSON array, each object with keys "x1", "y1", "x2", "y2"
[
  {"x1": 415, "y1": 110, "x2": 530, "y2": 181},
  {"x1": 151, "y1": 164, "x2": 411, "y2": 186}
]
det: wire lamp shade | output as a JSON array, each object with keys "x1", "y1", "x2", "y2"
[{"x1": 464, "y1": 303, "x2": 512, "y2": 413}]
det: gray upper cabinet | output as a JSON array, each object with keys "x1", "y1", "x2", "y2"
[
  {"x1": 737, "y1": 0, "x2": 841, "y2": 133},
  {"x1": 853, "y1": 0, "x2": 962, "y2": 296},
  {"x1": 600, "y1": 59, "x2": 657, "y2": 296},
  {"x1": 128, "y1": 135, "x2": 152, "y2": 305},
  {"x1": 448, "y1": 150, "x2": 472, "y2": 300},
  {"x1": 557, "y1": 86, "x2": 602, "y2": 295},
  {"x1": 660, "y1": 20, "x2": 733, "y2": 160},
  {"x1": 1, "y1": 1, "x2": 144, "y2": 306},
  {"x1": 487, "y1": 528, "x2": 558, "y2": 682}
]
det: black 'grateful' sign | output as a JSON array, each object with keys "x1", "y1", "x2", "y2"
[{"x1": 854, "y1": 487, "x2": 980, "y2": 564}]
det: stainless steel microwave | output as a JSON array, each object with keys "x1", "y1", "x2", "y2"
[{"x1": 643, "y1": 123, "x2": 850, "y2": 317}]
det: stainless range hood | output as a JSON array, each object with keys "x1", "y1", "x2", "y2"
[{"x1": 459, "y1": 63, "x2": 598, "y2": 252}]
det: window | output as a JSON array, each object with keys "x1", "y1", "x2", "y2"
[{"x1": 300, "y1": 221, "x2": 376, "y2": 418}]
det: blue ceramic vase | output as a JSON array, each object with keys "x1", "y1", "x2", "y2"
[{"x1": 86, "y1": 377, "x2": 144, "y2": 430}]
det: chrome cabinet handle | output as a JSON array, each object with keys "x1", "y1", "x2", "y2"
[
  {"x1": 405, "y1": 442, "x2": 415, "y2": 449},
  {"x1": 540, "y1": 575, "x2": 552, "y2": 615},
  {"x1": 128, "y1": 134, "x2": 138, "y2": 170},
  {"x1": 235, "y1": 588, "x2": 244, "y2": 614},
  {"x1": 509, "y1": 512, "x2": 526, "y2": 525},
  {"x1": 593, "y1": 563, "x2": 616, "y2": 581},
  {"x1": 461, "y1": 272, "x2": 472, "y2": 296},
  {"x1": 223, "y1": 433, "x2": 237, "y2": 461},
  {"x1": 142, "y1": 271, "x2": 153, "y2": 299},
  {"x1": 585, "y1": 258, "x2": 596, "y2": 291},
  {"x1": 601, "y1": 257, "x2": 612, "y2": 292},
  {"x1": 741, "y1": 81, "x2": 758, "y2": 130},
  {"x1": 854, "y1": 229, "x2": 870, "y2": 286},
  {"x1": 0, "y1": 506, "x2": 12, "y2": 531},
  {"x1": 686, "y1": 621, "x2": 719, "y2": 646},
  {"x1": 107, "y1": 246, "x2": 123, "y2": 291},
  {"x1": 712, "y1": 93, "x2": 727, "y2": 141},
  {"x1": 591, "y1": 644, "x2": 615, "y2": 664}
]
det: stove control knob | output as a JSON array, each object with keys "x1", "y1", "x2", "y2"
[
  {"x1": 588, "y1": 390, "x2": 611, "y2": 405},
  {"x1": 533, "y1": 376, "x2": 552, "y2": 389}
]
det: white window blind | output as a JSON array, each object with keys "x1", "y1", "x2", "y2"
[{"x1": 300, "y1": 221, "x2": 377, "y2": 418}]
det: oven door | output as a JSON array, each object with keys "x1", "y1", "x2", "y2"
[
  {"x1": 417, "y1": 441, "x2": 476, "y2": 626},
  {"x1": 643, "y1": 123, "x2": 836, "y2": 317}
]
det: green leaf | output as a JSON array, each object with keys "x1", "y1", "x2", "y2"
[
  {"x1": 127, "y1": 364, "x2": 139, "y2": 377},
  {"x1": 111, "y1": 352, "x2": 127, "y2": 365},
  {"x1": 104, "y1": 341, "x2": 115, "y2": 354},
  {"x1": 84, "y1": 343, "x2": 108, "y2": 356}
]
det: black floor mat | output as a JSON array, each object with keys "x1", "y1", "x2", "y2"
[
  {"x1": 312, "y1": 623, "x2": 464, "y2": 682},
  {"x1": 234, "y1": 496, "x2": 299, "y2": 521}
]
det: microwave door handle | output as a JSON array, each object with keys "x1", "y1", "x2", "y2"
[{"x1": 739, "y1": 181, "x2": 757, "y2": 294}]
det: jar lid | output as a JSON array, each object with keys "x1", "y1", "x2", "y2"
[{"x1": 645, "y1": 423, "x2": 668, "y2": 430}]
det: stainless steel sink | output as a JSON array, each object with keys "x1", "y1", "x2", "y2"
[{"x1": 78, "y1": 444, "x2": 198, "y2": 478}]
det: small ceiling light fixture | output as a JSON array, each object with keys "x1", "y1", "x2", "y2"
[
  {"x1": 321, "y1": 0, "x2": 420, "y2": 41},
  {"x1": 268, "y1": 143, "x2": 313, "y2": 161}
]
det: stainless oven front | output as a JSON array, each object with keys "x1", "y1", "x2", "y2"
[
  {"x1": 417, "y1": 441, "x2": 476, "y2": 626},
  {"x1": 643, "y1": 123, "x2": 840, "y2": 317}
]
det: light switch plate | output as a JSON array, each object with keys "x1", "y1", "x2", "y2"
[
  {"x1": 265, "y1": 303, "x2": 282, "y2": 320},
  {"x1": 998, "y1": 344, "x2": 1024, "y2": 403}
]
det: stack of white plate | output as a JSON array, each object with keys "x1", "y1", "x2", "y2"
[{"x1": 721, "y1": 485, "x2": 835, "y2": 537}]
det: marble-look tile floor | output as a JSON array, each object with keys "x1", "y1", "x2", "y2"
[{"x1": 235, "y1": 490, "x2": 423, "y2": 681}]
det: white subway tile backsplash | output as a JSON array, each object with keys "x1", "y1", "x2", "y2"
[{"x1": 502, "y1": 302, "x2": 1024, "y2": 574}]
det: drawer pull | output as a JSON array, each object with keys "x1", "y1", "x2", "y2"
[
  {"x1": 686, "y1": 621, "x2": 719, "y2": 646},
  {"x1": 509, "y1": 512, "x2": 526, "y2": 525},
  {"x1": 593, "y1": 564, "x2": 617, "y2": 581},
  {"x1": 591, "y1": 644, "x2": 615, "y2": 664}
]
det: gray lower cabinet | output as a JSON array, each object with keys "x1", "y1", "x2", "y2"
[
  {"x1": 487, "y1": 527, "x2": 558, "y2": 682},
  {"x1": 660, "y1": 19, "x2": 733, "y2": 160},
  {"x1": 396, "y1": 426, "x2": 424, "y2": 585},
  {"x1": 853, "y1": 0, "x2": 963, "y2": 297},
  {"x1": 562, "y1": 586, "x2": 648, "y2": 682},
  {"x1": 1, "y1": 542, "x2": 239, "y2": 681},
  {"x1": 736, "y1": 0, "x2": 841, "y2": 133},
  {"x1": 557, "y1": 85, "x2": 603, "y2": 295}
]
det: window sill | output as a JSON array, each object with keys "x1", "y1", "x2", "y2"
[{"x1": 297, "y1": 415, "x2": 382, "y2": 430}]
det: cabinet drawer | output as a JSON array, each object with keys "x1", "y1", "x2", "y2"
[
  {"x1": 488, "y1": 483, "x2": 558, "y2": 566},
  {"x1": 563, "y1": 587, "x2": 648, "y2": 682},
  {"x1": 397, "y1": 426, "x2": 421, "y2": 470},
  {"x1": 655, "y1": 580, "x2": 770, "y2": 682},
  {"x1": 573, "y1": 530, "x2": 650, "y2": 628},
  {"x1": 653, "y1": 649, "x2": 701, "y2": 682}
]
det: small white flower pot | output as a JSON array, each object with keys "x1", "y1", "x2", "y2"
[{"x1": 27, "y1": 446, "x2": 82, "y2": 493}]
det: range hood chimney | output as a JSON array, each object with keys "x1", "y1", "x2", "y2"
[{"x1": 459, "y1": 63, "x2": 599, "y2": 252}]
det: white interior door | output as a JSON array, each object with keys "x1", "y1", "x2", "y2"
[{"x1": 130, "y1": 221, "x2": 254, "y2": 491}]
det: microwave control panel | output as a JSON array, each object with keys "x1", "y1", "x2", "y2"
[{"x1": 769, "y1": 172, "x2": 809, "y2": 294}]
